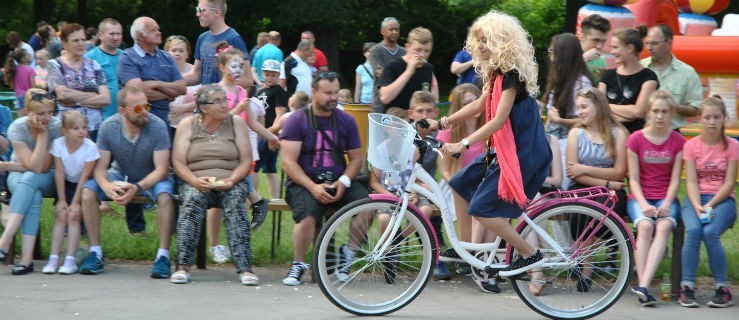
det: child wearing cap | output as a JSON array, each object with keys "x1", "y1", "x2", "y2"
[{"x1": 254, "y1": 59, "x2": 289, "y2": 200}]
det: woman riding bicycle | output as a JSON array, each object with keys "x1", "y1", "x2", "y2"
[{"x1": 429, "y1": 10, "x2": 552, "y2": 277}]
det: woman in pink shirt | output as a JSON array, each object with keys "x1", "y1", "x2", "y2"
[
  {"x1": 626, "y1": 90, "x2": 686, "y2": 306},
  {"x1": 678, "y1": 96, "x2": 738, "y2": 308},
  {"x1": 3, "y1": 48, "x2": 36, "y2": 116}
]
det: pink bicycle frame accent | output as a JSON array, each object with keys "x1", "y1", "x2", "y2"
[
  {"x1": 369, "y1": 194, "x2": 441, "y2": 264},
  {"x1": 510, "y1": 187, "x2": 636, "y2": 262}
]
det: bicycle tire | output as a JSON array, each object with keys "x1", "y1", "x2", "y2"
[
  {"x1": 510, "y1": 203, "x2": 633, "y2": 320},
  {"x1": 313, "y1": 197, "x2": 435, "y2": 316}
]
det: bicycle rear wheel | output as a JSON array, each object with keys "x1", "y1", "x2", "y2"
[
  {"x1": 313, "y1": 197, "x2": 435, "y2": 316},
  {"x1": 510, "y1": 203, "x2": 633, "y2": 320}
]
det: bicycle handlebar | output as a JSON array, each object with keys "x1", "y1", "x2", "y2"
[{"x1": 412, "y1": 119, "x2": 461, "y2": 160}]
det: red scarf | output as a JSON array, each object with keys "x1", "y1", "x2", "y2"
[{"x1": 485, "y1": 72, "x2": 528, "y2": 208}]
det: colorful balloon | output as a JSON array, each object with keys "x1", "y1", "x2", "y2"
[
  {"x1": 587, "y1": 0, "x2": 639, "y2": 5},
  {"x1": 676, "y1": 0, "x2": 730, "y2": 15}
]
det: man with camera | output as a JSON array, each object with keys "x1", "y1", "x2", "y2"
[{"x1": 279, "y1": 72, "x2": 369, "y2": 286}]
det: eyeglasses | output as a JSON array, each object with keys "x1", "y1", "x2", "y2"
[
  {"x1": 126, "y1": 103, "x2": 151, "y2": 113},
  {"x1": 203, "y1": 98, "x2": 227, "y2": 105},
  {"x1": 195, "y1": 6, "x2": 217, "y2": 14},
  {"x1": 316, "y1": 72, "x2": 338, "y2": 81},
  {"x1": 645, "y1": 40, "x2": 668, "y2": 47},
  {"x1": 31, "y1": 92, "x2": 53, "y2": 102},
  {"x1": 166, "y1": 35, "x2": 187, "y2": 42}
]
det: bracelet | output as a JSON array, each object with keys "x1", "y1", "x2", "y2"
[
  {"x1": 134, "y1": 183, "x2": 143, "y2": 194},
  {"x1": 605, "y1": 180, "x2": 610, "y2": 189},
  {"x1": 338, "y1": 175, "x2": 351, "y2": 188},
  {"x1": 440, "y1": 116, "x2": 450, "y2": 130}
]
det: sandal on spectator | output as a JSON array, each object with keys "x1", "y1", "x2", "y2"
[
  {"x1": 170, "y1": 267, "x2": 190, "y2": 284},
  {"x1": 240, "y1": 271, "x2": 259, "y2": 286},
  {"x1": 528, "y1": 270, "x2": 546, "y2": 296}
]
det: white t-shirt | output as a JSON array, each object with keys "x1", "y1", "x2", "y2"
[
  {"x1": 248, "y1": 97, "x2": 266, "y2": 160},
  {"x1": 49, "y1": 137, "x2": 100, "y2": 183}
]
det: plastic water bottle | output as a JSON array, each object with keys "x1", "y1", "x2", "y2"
[{"x1": 660, "y1": 273, "x2": 672, "y2": 301}]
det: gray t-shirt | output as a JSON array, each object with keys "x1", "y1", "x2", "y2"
[
  {"x1": 97, "y1": 113, "x2": 171, "y2": 181},
  {"x1": 369, "y1": 43, "x2": 407, "y2": 113},
  {"x1": 8, "y1": 117, "x2": 63, "y2": 163}
]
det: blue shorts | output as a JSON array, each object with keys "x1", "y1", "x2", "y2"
[
  {"x1": 627, "y1": 198, "x2": 680, "y2": 229},
  {"x1": 254, "y1": 137, "x2": 279, "y2": 173},
  {"x1": 83, "y1": 169, "x2": 174, "y2": 203}
]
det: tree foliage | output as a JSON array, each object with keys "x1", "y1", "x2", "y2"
[{"x1": 14, "y1": 0, "x2": 706, "y2": 90}]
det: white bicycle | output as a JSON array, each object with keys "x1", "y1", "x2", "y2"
[{"x1": 313, "y1": 113, "x2": 635, "y2": 319}]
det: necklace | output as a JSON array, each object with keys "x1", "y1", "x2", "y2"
[{"x1": 200, "y1": 115, "x2": 225, "y2": 143}]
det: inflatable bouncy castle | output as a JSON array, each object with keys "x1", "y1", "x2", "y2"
[{"x1": 577, "y1": 0, "x2": 739, "y2": 133}]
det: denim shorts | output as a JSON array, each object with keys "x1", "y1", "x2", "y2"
[
  {"x1": 627, "y1": 198, "x2": 680, "y2": 229},
  {"x1": 83, "y1": 169, "x2": 174, "y2": 203}
]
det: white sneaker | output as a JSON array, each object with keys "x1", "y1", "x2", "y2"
[
  {"x1": 42, "y1": 262, "x2": 58, "y2": 274},
  {"x1": 58, "y1": 264, "x2": 78, "y2": 275},
  {"x1": 210, "y1": 245, "x2": 231, "y2": 264},
  {"x1": 336, "y1": 245, "x2": 355, "y2": 282}
]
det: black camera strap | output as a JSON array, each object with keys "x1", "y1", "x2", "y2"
[{"x1": 305, "y1": 106, "x2": 346, "y2": 167}]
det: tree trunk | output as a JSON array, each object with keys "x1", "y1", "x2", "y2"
[
  {"x1": 78, "y1": 0, "x2": 89, "y2": 28},
  {"x1": 565, "y1": 0, "x2": 588, "y2": 33},
  {"x1": 34, "y1": 0, "x2": 55, "y2": 28}
]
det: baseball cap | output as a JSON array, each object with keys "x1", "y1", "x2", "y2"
[{"x1": 262, "y1": 59, "x2": 281, "y2": 72}]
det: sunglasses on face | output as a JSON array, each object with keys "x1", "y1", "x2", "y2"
[
  {"x1": 126, "y1": 103, "x2": 151, "y2": 113},
  {"x1": 203, "y1": 98, "x2": 227, "y2": 105},
  {"x1": 195, "y1": 6, "x2": 216, "y2": 14}
]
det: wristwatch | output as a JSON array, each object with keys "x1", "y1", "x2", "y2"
[{"x1": 461, "y1": 138, "x2": 470, "y2": 150}]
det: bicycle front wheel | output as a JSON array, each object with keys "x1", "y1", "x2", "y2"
[
  {"x1": 511, "y1": 203, "x2": 633, "y2": 320},
  {"x1": 313, "y1": 197, "x2": 435, "y2": 316}
]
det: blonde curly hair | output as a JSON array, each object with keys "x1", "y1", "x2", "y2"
[{"x1": 465, "y1": 10, "x2": 539, "y2": 96}]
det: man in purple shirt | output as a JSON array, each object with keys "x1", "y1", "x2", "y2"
[{"x1": 279, "y1": 72, "x2": 369, "y2": 286}]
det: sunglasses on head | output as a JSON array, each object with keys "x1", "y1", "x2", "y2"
[
  {"x1": 167, "y1": 35, "x2": 187, "y2": 42},
  {"x1": 315, "y1": 72, "x2": 338, "y2": 81},
  {"x1": 126, "y1": 103, "x2": 151, "y2": 113},
  {"x1": 31, "y1": 92, "x2": 53, "y2": 102}
]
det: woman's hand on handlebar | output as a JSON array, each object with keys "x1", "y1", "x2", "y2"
[{"x1": 441, "y1": 141, "x2": 465, "y2": 156}]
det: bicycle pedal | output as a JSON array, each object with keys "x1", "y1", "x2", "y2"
[{"x1": 483, "y1": 265, "x2": 503, "y2": 276}]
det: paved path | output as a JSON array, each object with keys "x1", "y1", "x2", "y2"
[{"x1": 1, "y1": 261, "x2": 736, "y2": 320}]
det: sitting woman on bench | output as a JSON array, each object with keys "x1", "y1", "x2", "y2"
[
  {"x1": 626, "y1": 90, "x2": 686, "y2": 306},
  {"x1": 678, "y1": 95, "x2": 737, "y2": 308},
  {"x1": 0, "y1": 88, "x2": 63, "y2": 274},
  {"x1": 170, "y1": 83, "x2": 258, "y2": 285}
]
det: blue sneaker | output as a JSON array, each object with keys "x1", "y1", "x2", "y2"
[
  {"x1": 80, "y1": 252, "x2": 104, "y2": 275},
  {"x1": 151, "y1": 256, "x2": 171, "y2": 279},
  {"x1": 433, "y1": 261, "x2": 453, "y2": 280},
  {"x1": 632, "y1": 286, "x2": 656, "y2": 307}
]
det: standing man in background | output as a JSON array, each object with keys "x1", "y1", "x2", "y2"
[{"x1": 369, "y1": 17, "x2": 406, "y2": 113}]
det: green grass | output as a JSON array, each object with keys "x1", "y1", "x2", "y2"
[{"x1": 5, "y1": 170, "x2": 739, "y2": 282}]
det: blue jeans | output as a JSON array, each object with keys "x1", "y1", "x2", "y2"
[
  {"x1": 8, "y1": 170, "x2": 56, "y2": 236},
  {"x1": 680, "y1": 195, "x2": 736, "y2": 288},
  {"x1": 627, "y1": 198, "x2": 680, "y2": 229}
]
